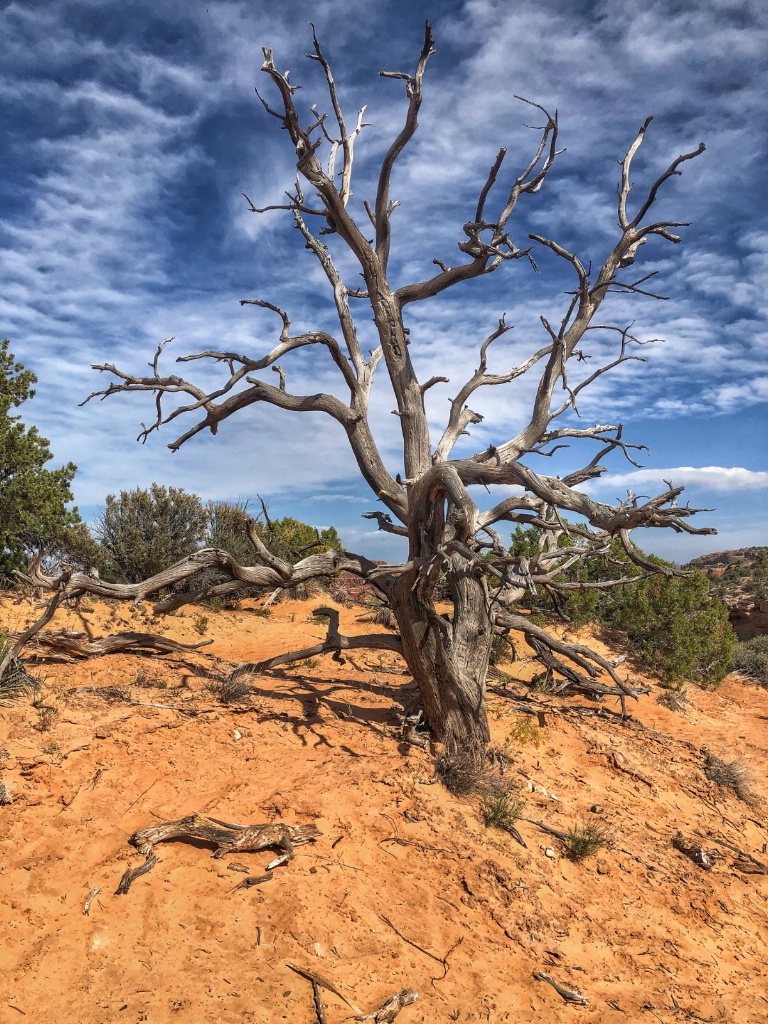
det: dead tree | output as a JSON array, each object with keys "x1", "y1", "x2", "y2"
[{"x1": 71, "y1": 24, "x2": 712, "y2": 758}]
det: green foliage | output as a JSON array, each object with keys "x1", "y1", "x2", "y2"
[
  {"x1": 729, "y1": 635, "x2": 768, "y2": 686},
  {"x1": 510, "y1": 526, "x2": 736, "y2": 687},
  {"x1": 193, "y1": 614, "x2": 209, "y2": 635},
  {"x1": 608, "y1": 561, "x2": 735, "y2": 687},
  {"x1": 94, "y1": 484, "x2": 208, "y2": 583},
  {"x1": 481, "y1": 781, "x2": 526, "y2": 830},
  {"x1": 0, "y1": 340, "x2": 83, "y2": 583},
  {"x1": 507, "y1": 716, "x2": 543, "y2": 748},
  {"x1": 207, "y1": 500, "x2": 341, "y2": 566},
  {"x1": 562, "y1": 821, "x2": 613, "y2": 861}
]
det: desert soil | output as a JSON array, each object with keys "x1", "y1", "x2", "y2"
[{"x1": 1, "y1": 592, "x2": 767, "y2": 1024}]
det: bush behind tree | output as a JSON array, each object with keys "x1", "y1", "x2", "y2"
[
  {"x1": 510, "y1": 526, "x2": 736, "y2": 687},
  {"x1": 93, "y1": 484, "x2": 208, "y2": 584}
]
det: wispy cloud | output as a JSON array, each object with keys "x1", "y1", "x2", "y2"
[
  {"x1": 0, "y1": 0, "x2": 765, "y2": 560},
  {"x1": 588, "y1": 466, "x2": 768, "y2": 493}
]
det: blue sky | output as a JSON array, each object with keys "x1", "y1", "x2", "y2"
[{"x1": 1, "y1": 0, "x2": 766, "y2": 564}]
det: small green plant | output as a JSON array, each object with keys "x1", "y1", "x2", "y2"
[
  {"x1": 43, "y1": 742, "x2": 61, "y2": 756},
  {"x1": 134, "y1": 668, "x2": 167, "y2": 689},
  {"x1": 253, "y1": 606, "x2": 272, "y2": 618},
  {"x1": 507, "y1": 716, "x2": 543, "y2": 748},
  {"x1": 434, "y1": 751, "x2": 484, "y2": 796},
  {"x1": 34, "y1": 704, "x2": 58, "y2": 733},
  {"x1": 193, "y1": 614, "x2": 209, "y2": 635},
  {"x1": 562, "y1": 821, "x2": 613, "y2": 861},
  {"x1": 729, "y1": 635, "x2": 768, "y2": 687},
  {"x1": 703, "y1": 751, "x2": 754, "y2": 803},
  {"x1": 208, "y1": 597, "x2": 229, "y2": 613},
  {"x1": 489, "y1": 633, "x2": 512, "y2": 667},
  {"x1": 302, "y1": 657, "x2": 318, "y2": 669},
  {"x1": 481, "y1": 782, "x2": 526, "y2": 831}
]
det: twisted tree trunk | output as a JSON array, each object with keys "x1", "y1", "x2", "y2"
[{"x1": 392, "y1": 561, "x2": 492, "y2": 756}]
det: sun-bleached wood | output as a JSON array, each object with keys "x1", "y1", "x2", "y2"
[{"x1": 73, "y1": 24, "x2": 711, "y2": 757}]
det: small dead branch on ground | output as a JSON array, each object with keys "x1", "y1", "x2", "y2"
[
  {"x1": 286, "y1": 962, "x2": 362, "y2": 1015},
  {"x1": 380, "y1": 914, "x2": 462, "y2": 985},
  {"x1": 533, "y1": 971, "x2": 589, "y2": 1006},
  {"x1": 356, "y1": 990, "x2": 419, "y2": 1022},
  {"x1": 671, "y1": 831, "x2": 722, "y2": 871},
  {"x1": 115, "y1": 812, "x2": 321, "y2": 894}
]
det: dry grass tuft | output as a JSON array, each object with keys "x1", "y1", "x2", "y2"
[
  {"x1": 434, "y1": 750, "x2": 484, "y2": 796},
  {"x1": 210, "y1": 676, "x2": 254, "y2": 705},
  {"x1": 703, "y1": 751, "x2": 755, "y2": 803}
]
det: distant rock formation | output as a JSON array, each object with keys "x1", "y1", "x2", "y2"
[{"x1": 685, "y1": 547, "x2": 768, "y2": 640}]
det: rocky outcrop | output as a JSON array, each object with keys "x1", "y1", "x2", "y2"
[{"x1": 685, "y1": 547, "x2": 768, "y2": 640}]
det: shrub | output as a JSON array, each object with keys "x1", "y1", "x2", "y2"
[
  {"x1": 0, "y1": 340, "x2": 84, "y2": 584},
  {"x1": 507, "y1": 716, "x2": 543, "y2": 748},
  {"x1": 510, "y1": 527, "x2": 736, "y2": 687},
  {"x1": 562, "y1": 821, "x2": 613, "y2": 861},
  {"x1": 482, "y1": 782, "x2": 526, "y2": 831},
  {"x1": 94, "y1": 484, "x2": 208, "y2": 583},
  {"x1": 0, "y1": 644, "x2": 39, "y2": 706},
  {"x1": 209, "y1": 676, "x2": 253, "y2": 704},
  {"x1": 729, "y1": 635, "x2": 768, "y2": 686}
]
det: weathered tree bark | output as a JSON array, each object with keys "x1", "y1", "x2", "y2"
[
  {"x1": 391, "y1": 557, "x2": 492, "y2": 756},
  {"x1": 68, "y1": 25, "x2": 714, "y2": 761}
]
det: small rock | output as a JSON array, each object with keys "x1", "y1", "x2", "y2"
[
  {"x1": 596, "y1": 858, "x2": 611, "y2": 876},
  {"x1": 233, "y1": 729, "x2": 242, "y2": 741},
  {"x1": 589, "y1": 804, "x2": 604, "y2": 814},
  {"x1": 94, "y1": 728, "x2": 111, "y2": 740},
  {"x1": 534, "y1": 785, "x2": 548, "y2": 796},
  {"x1": 526, "y1": 781, "x2": 534, "y2": 792},
  {"x1": 544, "y1": 847, "x2": 556, "y2": 859}
]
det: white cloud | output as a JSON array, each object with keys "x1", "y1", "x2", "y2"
[{"x1": 588, "y1": 466, "x2": 768, "y2": 493}]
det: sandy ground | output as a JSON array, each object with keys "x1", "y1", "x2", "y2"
[{"x1": 1, "y1": 592, "x2": 767, "y2": 1024}]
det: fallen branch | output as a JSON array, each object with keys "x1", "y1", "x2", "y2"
[
  {"x1": 533, "y1": 971, "x2": 589, "y2": 1006},
  {"x1": 7, "y1": 629, "x2": 213, "y2": 663},
  {"x1": 230, "y1": 871, "x2": 274, "y2": 892},
  {"x1": 239, "y1": 606, "x2": 402, "y2": 673},
  {"x1": 116, "y1": 813, "x2": 321, "y2": 893},
  {"x1": 115, "y1": 851, "x2": 157, "y2": 895},
  {"x1": 356, "y1": 990, "x2": 419, "y2": 1022},
  {"x1": 82, "y1": 887, "x2": 101, "y2": 915},
  {"x1": 0, "y1": 566, "x2": 72, "y2": 678},
  {"x1": 285, "y1": 962, "x2": 362, "y2": 1015},
  {"x1": 671, "y1": 831, "x2": 721, "y2": 871},
  {"x1": 694, "y1": 831, "x2": 768, "y2": 874},
  {"x1": 312, "y1": 980, "x2": 328, "y2": 1024}
]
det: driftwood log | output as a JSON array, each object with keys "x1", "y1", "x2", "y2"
[{"x1": 116, "y1": 812, "x2": 321, "y2": 894}]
